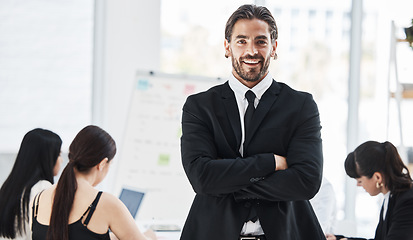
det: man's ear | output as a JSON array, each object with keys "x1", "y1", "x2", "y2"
[
  {"x1": 224, "y1": 39, "x2": 231, "y2": 58},
  {"x1": 97, "y1": 157, "x2": 109, "y2": 171},
  {"x1": 271, "y1": 40, "x2": 278, "y2": 59}
]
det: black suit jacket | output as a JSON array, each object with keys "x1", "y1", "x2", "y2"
[
  {"x1": 336, "y1": 187, "x2": 413, "y2": 240},
  {"x1": 180, "y1": 80, "x2": 324, "y2": 240}
]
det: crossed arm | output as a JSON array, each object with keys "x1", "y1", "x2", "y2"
[{"x1": 181, "y1": 94, "x2": 322, "y2": 202}]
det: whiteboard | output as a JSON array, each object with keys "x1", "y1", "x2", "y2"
[{"x1": 115, "y1": 71, "x2": 224, "y2": 222}]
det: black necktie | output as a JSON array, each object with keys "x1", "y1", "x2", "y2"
[
  {"x1": 244, "y1": 90, "x2": 256, "y2": 140},
  {"x1": 244, "y1": 90, "x2": 258, "y2": 222}
]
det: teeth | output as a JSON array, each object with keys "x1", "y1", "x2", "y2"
[{"x1": 244, "y1": 59, "x2": 259, "y2": 64}]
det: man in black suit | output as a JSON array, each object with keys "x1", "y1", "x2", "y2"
[{"x1": 180, "y1": 4, "x2": 324, "y2": 240}]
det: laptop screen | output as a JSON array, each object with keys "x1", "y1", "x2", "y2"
[{"x1": 118, "y1": 188, "x2": 145, "y2": 219}]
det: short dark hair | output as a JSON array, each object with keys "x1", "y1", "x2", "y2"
[{"x1": 225, "y1": 4, "x2": 278, "y2": 43}]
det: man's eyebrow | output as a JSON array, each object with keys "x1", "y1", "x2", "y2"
[
  {"x1": 234, "y1": 34, "x2": 248, "y2": 39},
  {"x1": 255, "y1": 35, "x2": 269, "y2": 40},
  {"x1": 234, "y1": 35, "x2": 269, "y2": 40}
]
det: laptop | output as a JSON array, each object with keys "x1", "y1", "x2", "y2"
[{"x1": 118, "y1": 187, "x2": 145, "y2": 219}]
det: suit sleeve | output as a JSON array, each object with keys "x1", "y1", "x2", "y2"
[
  {"x1": 181, "y1": 95, "x2": 275, "y2": 196},
  {"x1": 234, "y1": 94, "x2": 323, "y2": 201}
]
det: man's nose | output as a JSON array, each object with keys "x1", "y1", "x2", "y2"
[{"x1": 246, "y1": 43, "x2": 258, "y2": 55}]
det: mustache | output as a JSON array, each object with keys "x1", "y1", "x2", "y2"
[{"x1": 240, "y1": 54, "x2": 264, "y2": 61}]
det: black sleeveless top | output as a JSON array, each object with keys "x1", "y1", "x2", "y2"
[{"x1": 32, "y1": 191, "x2": 110, "y2": 240}]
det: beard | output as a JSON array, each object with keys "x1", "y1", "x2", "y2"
[{"x1": 231, "y1": 54, "x2": 271, "y2": 82}]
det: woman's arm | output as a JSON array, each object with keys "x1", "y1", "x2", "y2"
[{"x1": 104, "y1": 193, "x2": 157, "y2": 240}]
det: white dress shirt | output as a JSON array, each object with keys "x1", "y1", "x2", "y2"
[
  {"x1": 228, "y1": 72, "x2": 273, "y2": 235},
  {"x1": 309, "y1": 177, "x2": 337, "y2": 234},
  {"x1": 382, "y1": 191, "x2": 391, "y2": 220}
]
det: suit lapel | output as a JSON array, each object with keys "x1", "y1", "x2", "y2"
[
  {"x1": 244, "y1": 80, "x2": 281, "y2": 146},
  {"x1": 221, "y1": 82, "x2": 242, "y2": 151}
]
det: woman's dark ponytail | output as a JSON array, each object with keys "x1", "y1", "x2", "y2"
[
  {"x1": 47, "y1": 125, "x2": 116, "y2": 240},
  {"x1": 47, "y1": 161, "x2": 77, "y2": 240},
  {"x1": 382, "y1": 141, "x2": 412, "y2": 194}
]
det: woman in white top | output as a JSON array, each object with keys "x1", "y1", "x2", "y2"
[{"x1": 0, "y1": 128, "x2": 63, "y2": 240}]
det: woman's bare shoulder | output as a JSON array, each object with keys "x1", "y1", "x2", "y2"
[{"x1": 98, "y1": 192, "x2": 126, "y2": 210}]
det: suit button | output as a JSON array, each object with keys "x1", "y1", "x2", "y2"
[{"x1": 250, "y1": 177, "x2": 262, "y2": 183}]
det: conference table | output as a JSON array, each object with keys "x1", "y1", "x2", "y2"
[
  {"x1": 138, "y1": 219, "x2": 182, "y2": 240},
  {"x1": 154, "y1": 231, "x2": 181, "y2": 240}
]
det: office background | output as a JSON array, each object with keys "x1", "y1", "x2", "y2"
[{"x1": 1, "y1": 0, "x2": 412, "y2": 237}]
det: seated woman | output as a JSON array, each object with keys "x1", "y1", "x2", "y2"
[
  {"x1": 31, "y1": 125, "x2": 156, "y2": 240},
  {"x1": 0, "y1": 128, "x2": 62, "y2": 240},
  {"x1": 326, "y1": 141, "x2": 413, "y2": 240}
]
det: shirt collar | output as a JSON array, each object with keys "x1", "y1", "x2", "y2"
[
  {"x1": 382, "y1": 191, "x2": 391, "y2": 220},
  {"x1": 228, "y1": 73, "x2": 273, "y2": 100}
]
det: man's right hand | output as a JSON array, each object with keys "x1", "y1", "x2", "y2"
[{"x1": 274, "y1": 155, "x2": 287, "y2": 171}]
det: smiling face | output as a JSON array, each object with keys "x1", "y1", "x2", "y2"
[{"x1": 225, "y1": 18, "x2": 277, "y2": 88}]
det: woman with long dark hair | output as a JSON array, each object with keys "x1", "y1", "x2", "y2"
[
  {"x1": 31, "y1": 125, "x2": 156, "y2": 240},
  {"x1": 326, "y1": 141, "x2": 413, "y2": 240},
  {"x1": 0, "y1": 128, "x2": 62, "y2": 240}
]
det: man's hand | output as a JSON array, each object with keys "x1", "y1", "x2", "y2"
[
  {"x1": 274, "y1": 154, "x2": 287, "y2": 171},
  {"x1": 325, "y1": 234, "x2": 345, "y2": 240}
]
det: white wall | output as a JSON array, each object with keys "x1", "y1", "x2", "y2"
[{"x1": 93, "y1": 0, "x2": 161, "y2": 192}]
